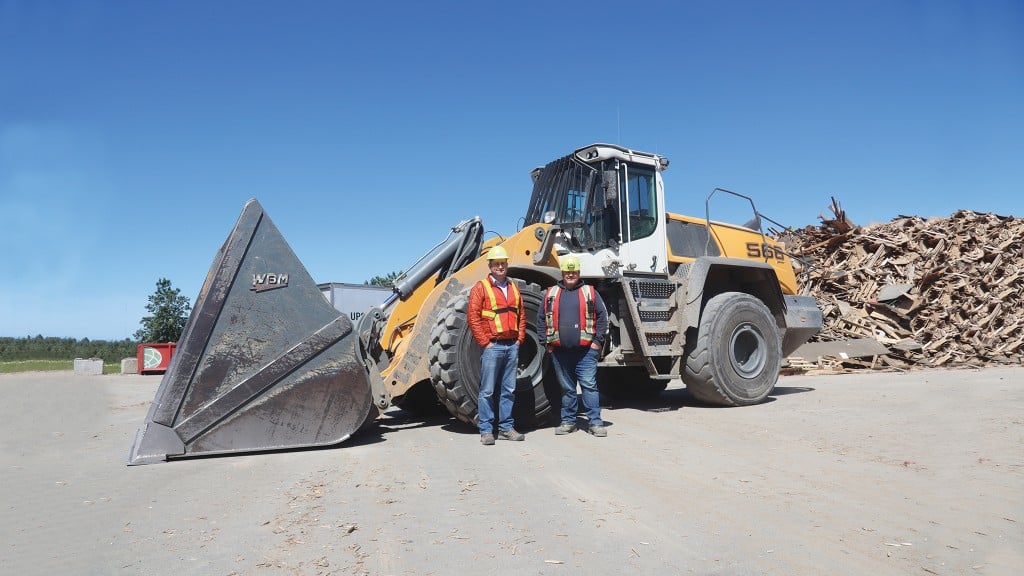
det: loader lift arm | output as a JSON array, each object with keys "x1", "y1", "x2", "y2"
[{"x1": 357, "y1": 217, "x2": 485, "y2": 410}]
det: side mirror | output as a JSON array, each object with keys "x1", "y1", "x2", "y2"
[{"x1": 602, "y1": 170, "x2": 619, "y2": 205}]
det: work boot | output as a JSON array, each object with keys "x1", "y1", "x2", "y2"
[
  {"x1": 588, "y1": 424, "x2": 608, "y2": 437},
  {"x1": 481, "y1": 433, "x2": 495, "y2": 446},
  {"x1": 554, "y1": 423, "x2": 576, "y2": 435},
  {"x1": 497, "y1": 428, "x2": 525, "y2": 441}
]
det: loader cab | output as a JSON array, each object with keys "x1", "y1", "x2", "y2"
[{"x1": 524, "y1": 143, "x2": 669, "y2": 277}]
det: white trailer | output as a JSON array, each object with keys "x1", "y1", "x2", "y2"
[{"x1": 317, "y1": 282, "x2": 392, "y2": 323}]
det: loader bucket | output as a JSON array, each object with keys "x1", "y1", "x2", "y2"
[{"x1": 127, "y1": 199, "x2": 376, "y2": 465}]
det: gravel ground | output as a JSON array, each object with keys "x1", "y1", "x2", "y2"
[{"x1": 1, "y1": 367, "x2": 1021, "y2": 575}]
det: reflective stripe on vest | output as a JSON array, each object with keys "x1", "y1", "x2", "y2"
[
  {"x1": 480, "y1": 280, "x2": 520, "y2": 334},
  {"x1": 544, "y1": 284, "x2": 597, "y2": 347}
]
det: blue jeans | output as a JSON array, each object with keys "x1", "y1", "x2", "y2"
[
  {"x1": 478, "y1": 342, "x2": 518, "y2": 434},
  {"x1": 551, "y1": 347, "x2": 602, "y2": 426}
]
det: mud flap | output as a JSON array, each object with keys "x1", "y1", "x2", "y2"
[{"x1": 127, "y1": 199, "x2": 376, "y2": 465}]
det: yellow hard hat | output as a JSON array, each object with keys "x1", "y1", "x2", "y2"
[
  {"x1": 559, "y1": 255, "x2": 581, "y2": 272},
  {"x1": 486, "y1": 245, "x2": 509, "y2": 260}
]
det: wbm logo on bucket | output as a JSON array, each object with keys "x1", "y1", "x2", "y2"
[{"x1": 252, "y1": 272, "x2": 289, "y2": 292}]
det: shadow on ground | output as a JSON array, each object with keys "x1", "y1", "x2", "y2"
[
  {"x1": 601, "y1": 383, "x2": 816, "y2": 413},
  {"x1": 156, "y1": 384, "x2": 818, "y2": 462}
]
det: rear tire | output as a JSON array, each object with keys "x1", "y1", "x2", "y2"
[
  {"x1": 429, "y1": 281, "x2": 557, "y2": 427},
  {"x1": 682, "y1": 292, "x2": 781, "y2": 406}
]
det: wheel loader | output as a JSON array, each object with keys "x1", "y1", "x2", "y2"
[{"x1": 128, "y1": 143, "x2": 822, "y2": 465}]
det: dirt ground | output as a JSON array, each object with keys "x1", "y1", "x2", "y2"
[{"x1": 1, "y1": 367, "x2": 1021, "y2": 575}]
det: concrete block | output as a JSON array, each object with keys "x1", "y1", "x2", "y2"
[
  {"x1": 121, "y1": 358, "x2": 138, "y2": 375},
  {"x1": 74, "y1": 358, "x2": 104, "y2": 376}
]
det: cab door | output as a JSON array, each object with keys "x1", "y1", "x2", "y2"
[{"x1": 616, "y1": 164, "x2": 668, "y2": 274}]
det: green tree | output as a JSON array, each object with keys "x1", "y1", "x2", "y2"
[
  {"x1": 134, "y1": 278, "x2": 192, "y2": 343},
  {"x1": 365, "y1": 271, "x2": 401, "y2": 287}
]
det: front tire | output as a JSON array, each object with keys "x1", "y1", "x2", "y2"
[
  {"x1": 682, "y1": 292, "x2": 781, "y2": 406},
  {"x1": 428, "y1": 281, "x2": 557, "y2": 427}
]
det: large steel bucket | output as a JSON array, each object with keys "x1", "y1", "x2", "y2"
[{"x1": 128, "y1": 200, "x2": 376, "y2": 465}]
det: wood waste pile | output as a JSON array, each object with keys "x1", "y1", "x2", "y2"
[{"x1": 772, "y1": 198, "x2": 1023, "y2": 372}]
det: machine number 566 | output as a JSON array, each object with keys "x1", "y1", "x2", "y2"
[{"x1": 746, "y1": 242, "x2": 786, "y2": 262}]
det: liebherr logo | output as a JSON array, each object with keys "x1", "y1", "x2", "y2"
[{"x1": 251, "y1": 273, "x2": 289, "y2": 292}]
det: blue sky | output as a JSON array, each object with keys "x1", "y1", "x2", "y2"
[{"x1": 1, "y1": 0, "x2": 1021, "y2": 340}]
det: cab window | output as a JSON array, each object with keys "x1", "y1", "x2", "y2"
[{"x1": 621, "y1": 167, "x2": 657, "y2": 240}]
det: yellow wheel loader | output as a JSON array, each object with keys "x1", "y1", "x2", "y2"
[{"x1": 128, "y1": 143, "x2": 822, "y2": 465}]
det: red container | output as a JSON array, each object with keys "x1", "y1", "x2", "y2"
[{"x1": 137, "y1": 343, "x2": 177, "y2": 374}]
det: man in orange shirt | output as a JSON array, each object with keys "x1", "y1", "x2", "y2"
[{"x1": 468, "y1": 245, "x2": 527, "y2": 445}]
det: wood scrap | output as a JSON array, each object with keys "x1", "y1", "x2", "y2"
[{"x1": 775, "y1": 201, "x2": 1023, "y2": 371}]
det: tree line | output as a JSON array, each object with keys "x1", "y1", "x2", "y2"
[{"x1": 0, "y1": 336, "x2": 138, "y2": 363}]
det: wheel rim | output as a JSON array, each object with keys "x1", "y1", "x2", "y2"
[{"x1": 730, "y1": 322, "x2": 766, "y2": 378}]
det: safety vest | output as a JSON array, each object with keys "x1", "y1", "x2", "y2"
[
  {"x1": 544, "y1": 284, "x2": 597, "y2": 347},
  {"x1": 479, "y1": 279, "x2": 521, "y2": 334}
]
